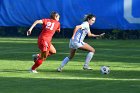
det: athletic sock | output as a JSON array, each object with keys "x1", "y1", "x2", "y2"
[
  {"x1": 32, "y1": 58, "x2": 43, "y2": 70},
  {"x1": 60, "y1": 57, "x2": 70, "y2": 68},
  {"x1": 84, "y1": 52, "x2": 94, "y2": 66}
]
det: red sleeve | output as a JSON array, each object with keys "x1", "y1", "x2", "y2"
[{"x1": 42, "y1": 18, "x2": 48, "y2": 25}]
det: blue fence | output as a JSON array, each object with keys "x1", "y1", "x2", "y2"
[{"x1": 0, "y1": 0, "x2": 140, "y2": 30}]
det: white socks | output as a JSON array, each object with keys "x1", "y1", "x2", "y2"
[
  {"x1": 84, "y1": 52, "x2": 94, "y2": 66},
  {"x1": 60, "y1": 52, "x2": 94, "y2": 68},
  {"x1": 60, "y1": 57, "x2": 70, "y2": 68}
]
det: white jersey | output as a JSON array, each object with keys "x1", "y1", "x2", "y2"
[{"x1": 73, "y1": 21, "x2": 90, "y2": 42}]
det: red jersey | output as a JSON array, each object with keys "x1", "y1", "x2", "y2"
[{"x1": 38, "y1": 18, "x2": 60, "y2": 42}]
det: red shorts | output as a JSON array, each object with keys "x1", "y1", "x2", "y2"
[{"x1": 38, "y1": 39, "x2": 51, "y2": 52}]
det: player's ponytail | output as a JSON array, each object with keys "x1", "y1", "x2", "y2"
[
  {"x1": 83, "y1": 14, "x2": 96, "y2": 21},
  {"x1": 50, "y1": 11, "x2": 60, "y2": 19}
]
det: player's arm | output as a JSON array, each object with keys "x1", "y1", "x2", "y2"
[
  {"x1": 72, "y1": 25, "x2": 82, "y2": 39},
  {"x1": 56, "y1": 28, "x2": 60, "y2": 33},
  {"x1": 27, "y1": 20, "x2": 43, "y2": 36},
  {"x1": 56, "y1": 23, "x2": 61, "y2": 33},
  {"x1": 88, "y1": 31, "x2": 105, "y2": 37}
]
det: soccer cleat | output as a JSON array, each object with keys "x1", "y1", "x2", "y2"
[
  {"x1": 57, "y1": 67, "x2": 63, "y2": 72},
  {"x1": 29, "y1": 69, "x2": 38, "y2": 73},
  {"x1": 32, "y1": 54, "x2": 40, "y2": 62},
  {"x1": 83, "y1": 65, "x2": 93, "y2": 70}
]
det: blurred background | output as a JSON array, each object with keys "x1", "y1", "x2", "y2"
[{"x1": 0, "y1": 0, "x2": 140, "y2": 39}]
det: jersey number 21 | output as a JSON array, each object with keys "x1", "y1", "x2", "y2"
[{"x1": 46, "y1": 22, "x2": 55, "y2": 30}]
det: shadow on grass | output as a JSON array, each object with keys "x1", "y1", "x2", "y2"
[
  {"x1": 40, "y1": 69, "x2": 140, "y2": 80},
  {"x1": 0, "y1": 38, "x2": 140, "y2": 63},
  {"x1": 0, "y1": 76, "x2": 140, "y2": 93},
  {"x1": 1, "y1": 68, "x2": 140, "y2": 80}
]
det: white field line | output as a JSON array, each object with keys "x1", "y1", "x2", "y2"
[
  {"x1": 44, "y1": 77, "x2": 140, "y2": 81},
  {"x1": 1, "y1": 75, "x2": 140, "y2": 81}
]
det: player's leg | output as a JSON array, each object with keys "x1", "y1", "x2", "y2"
[
  {"x1": 32, "y1": 46, "x2": 52, "y2": 62},
  {"x1": 79, "y1": 43, "x2": 95, "y2": 70},
  {"x1": 30, "y1": 51, "x2": 46, "y2": 73},
  {"x1": 40, "y1": 51, "x2": 48, "y2": 61},
  {"x1": 32, "y1": 53, "x2": 41, "y2": 62},
  {"x1": 57, "y1": 48, "x2": 76, "y2": 72},
  {"x1": 30, "y1": 40, "x2": 49, "y2": 73},
  {"x1": 32, "y1": 44, "x2": 56, "y2": 72},
  {"x1": 31, "y1": 51, "x2": 49, "y2": 73},
  {"x1": 63, "y1": 48, "x2": 77, "y2": 66},
  {"x1": 47, "y1": 44, "x2": 56, "y2": 57}
]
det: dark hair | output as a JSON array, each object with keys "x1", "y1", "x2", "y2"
[
  {"x1": 50, "y1": 11, "x2": 59, "y2": 19},
  {"x1": 83, "y1": 14, "x2": 96, "y2": 21}
]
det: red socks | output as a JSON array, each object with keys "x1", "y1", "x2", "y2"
[
  {"x1": 31, "y1": 52, "x2": 54, "y2": 70},
  {"x1": 32, "y1": 58, "x2": 43, "y2": 70}
]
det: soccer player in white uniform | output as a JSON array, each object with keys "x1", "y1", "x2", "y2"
[{"x1": 57, "y1": 14, "x2": 105, "y2": 72}]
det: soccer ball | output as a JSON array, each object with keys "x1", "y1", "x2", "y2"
[{"x1": 100, "y1": 66, "x2": 110, "y2": 74}]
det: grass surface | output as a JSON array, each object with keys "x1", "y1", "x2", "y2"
[{"x1": 0, "y1": 37, "x2": 140, "y2": 93}]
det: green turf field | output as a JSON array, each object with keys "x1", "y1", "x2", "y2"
[{"x1": 0, "y1": 37, "x2": 140, "y2": 93}]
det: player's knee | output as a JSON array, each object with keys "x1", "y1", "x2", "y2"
[
  {"x1": 52, "y1": 50, "x2": 56, "y2": 54},
  {"x1": 51, "y1": 49, "x2": 56, "y2": 54},
  {"x1": 90, "y1": 48, "x2": 95, "y2": 53}
]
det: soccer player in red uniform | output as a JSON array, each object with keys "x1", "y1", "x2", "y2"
[{"x1": 27, "y1": 11, "x2": 60, "y2": 73}]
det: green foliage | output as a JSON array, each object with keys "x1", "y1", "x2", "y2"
[{"x1": 0, "y1": 27, "x2": 140, "y2": 39}]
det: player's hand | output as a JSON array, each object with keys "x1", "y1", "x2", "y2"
[
  {"x1": 71, "y1": 36, "x2": 74, "y2": 40},
  {"x1": 100, "y1": 33, "x2": 105, "y2": 37},
  {"x1": 27, "y1": 30, "x2": 31, "y2": 36}
]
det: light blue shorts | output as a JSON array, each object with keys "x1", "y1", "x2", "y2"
[{"x1": 69, "y1": 39, "x2": 85, "y2": 49}]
